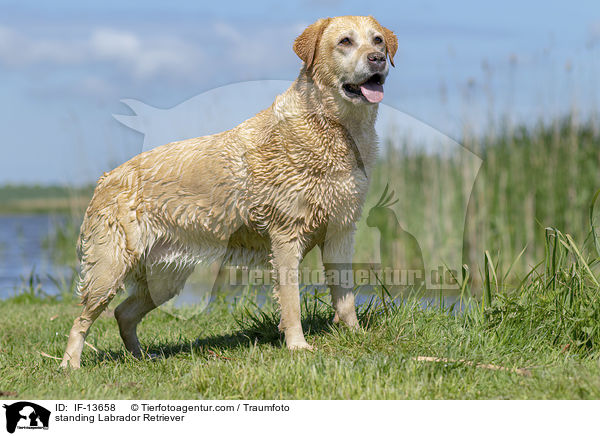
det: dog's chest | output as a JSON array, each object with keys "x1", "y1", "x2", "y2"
[
  {"x1": 242, "y1": 110, "x2": 376, "y2": 239},
  {"x1": 294, "y1": 124, "x2": 374, "y2": 227},
  {"x1": 247, "y1": 146, "x2": 370, "y2": 235}
]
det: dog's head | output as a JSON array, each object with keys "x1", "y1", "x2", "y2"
[{"x1": 294, "y1": 16, "x2": 397, "y2": 105}]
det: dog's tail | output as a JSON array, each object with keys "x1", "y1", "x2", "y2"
[{"x1": 75, "y1": 171, "x2": 144, "y2": 307}]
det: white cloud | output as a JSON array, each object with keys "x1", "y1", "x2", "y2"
[
  {"x1": 0, "y1": 25, "x2": 32, "y2": 66},
  {"x1": 213, "y1": 22, "x2": 243, "y2": 43},
  {"x1": 90, "y1": 28, "x2": 141, "y2": 59},
  {"x1": 0, "y1": 25, "x2": 203, "y2": 80},
  {"x1": 211, "y1": 21, "x2": 301, "y2": 71},
  {"x1": 90, "y1": 28, "x2": 201, "y2": 78},
  {"x1": 0, "y1": 25, "x2": 86, "y2": 66},
  {"x1": 0, "y1": 20, "x2": 309, "y2": 92}
]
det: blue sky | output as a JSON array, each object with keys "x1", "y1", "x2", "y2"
[{"x1": 0, "y1": 0, "x2": 598, "y2": 184}]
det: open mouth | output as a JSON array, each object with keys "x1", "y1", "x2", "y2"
[{"x1": 342, "y1": 74, "x2": 385, "y2": 103}]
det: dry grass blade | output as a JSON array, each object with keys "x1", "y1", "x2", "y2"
[
  {"x1": 40, "y1": 351, "x2": 61, "y2": 360},
  {"x1": 63, "y1": 334, "x2": 99, "y2": 352},
  {"x1": 413, "y1": 356, "x2": 532, "y2": 376}
]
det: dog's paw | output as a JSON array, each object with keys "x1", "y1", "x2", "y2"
[
  {"x1": 59, "y1": 359, "x2": 81, "y2": 370},
  {"x1": 287, "y1": 341, "x2": 314, "y2": 351},
  {"x1": 333, "y1": 313, "x2": 359, "y2": 329}
]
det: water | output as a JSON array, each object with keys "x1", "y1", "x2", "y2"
[
  {"x1": 0, "y1": 215, "x2": 467, "y2": 314},
  {"x1": 0, "y1": 215, "x2": 71, "y2": 299}
]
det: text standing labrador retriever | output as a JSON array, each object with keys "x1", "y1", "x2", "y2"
[{"x1": 61, "y1": 15, "x2": 397, "y2": 368}]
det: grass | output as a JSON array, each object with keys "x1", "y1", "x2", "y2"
[
  {"x1": 2, "y1": 114, "x2": 600, "y2": 399},
  {"x1": 361, "y1": 115, "x2": 600, "y2": 280},
  {"x1": 2, "y1": 225, "x2": 600, "y2": 399}
]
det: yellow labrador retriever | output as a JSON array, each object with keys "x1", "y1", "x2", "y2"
[{"x1": 61, "y1": 15, "x2": 397, "y2": 368}]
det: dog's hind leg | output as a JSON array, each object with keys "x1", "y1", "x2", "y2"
[
  {"x1": 114, "y1": 263, "x2": 194, "y2": 358},
  {"x1": 322, "y1": 229, "x2": 359, "y2": 328},
  {"x1": 113, "y1": 276, "x2": 156, "y2": 358},
  {"x1": 61, "y1": 257, "x2": 127, "y2": 369}
]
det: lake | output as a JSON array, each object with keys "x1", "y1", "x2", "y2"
[
  {"x1": 0, "y1": 214, "x2": 465, "y2": 314},
  {"x1": 0, "y1": 215, "x2": 72, "y2": 299}
]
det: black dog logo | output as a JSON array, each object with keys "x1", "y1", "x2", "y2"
[{"x1": 3, "y1": 402, "x2": 50, "y2": 433}]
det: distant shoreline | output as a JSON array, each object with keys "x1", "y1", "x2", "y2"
[{"x1": 0, "y1": 185, "x2": 93, "y2": 215}]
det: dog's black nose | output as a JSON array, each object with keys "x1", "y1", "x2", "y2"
[{"x1": 367, "y1": 52, "x2": 386, "y2": 70}]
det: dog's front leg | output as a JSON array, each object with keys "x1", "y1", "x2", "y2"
[
  {"x1": 271, "y1": 237, "x2": 312, "y2": 350},
  {"x1": 322, "y1": 229, "x2": 359, "y2": 328}
]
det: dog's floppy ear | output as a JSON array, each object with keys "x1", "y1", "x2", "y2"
[
  {"x1": 381, "y1": 26, "x2": 398, "y2": 67},
  {"x1": 294, "y1": 18, "x2": 331, "y2": 69},
  {"x1": 370, "y1": 16, "x2": 398, "y2": 68}
]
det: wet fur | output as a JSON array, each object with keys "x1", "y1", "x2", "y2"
[{"x1": 61, "y1": 15, "x2": 397, "y2": 368}]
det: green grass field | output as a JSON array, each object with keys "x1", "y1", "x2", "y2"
[
  {"x1": 2, "y1": 115, "x2": 600, "y2": 399},
  {"x1": 2, "y1": 228, "x2": 600, "y2": 400}
]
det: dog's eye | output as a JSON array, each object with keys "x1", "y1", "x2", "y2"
[
  {"x1": 373, "y1": 36, "x2": 383, "y2": 44},
  {"x1": 339, "y1": 37, "x2": 352, "y2": 46}
]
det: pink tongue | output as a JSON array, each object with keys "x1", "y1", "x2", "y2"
[{"x1": 360, "y1": 82, "x2": 384, "y2": 103}]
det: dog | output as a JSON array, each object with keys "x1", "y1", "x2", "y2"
[{"x1": 61, "y1": 15, "x2": 397, "y2": 368}]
